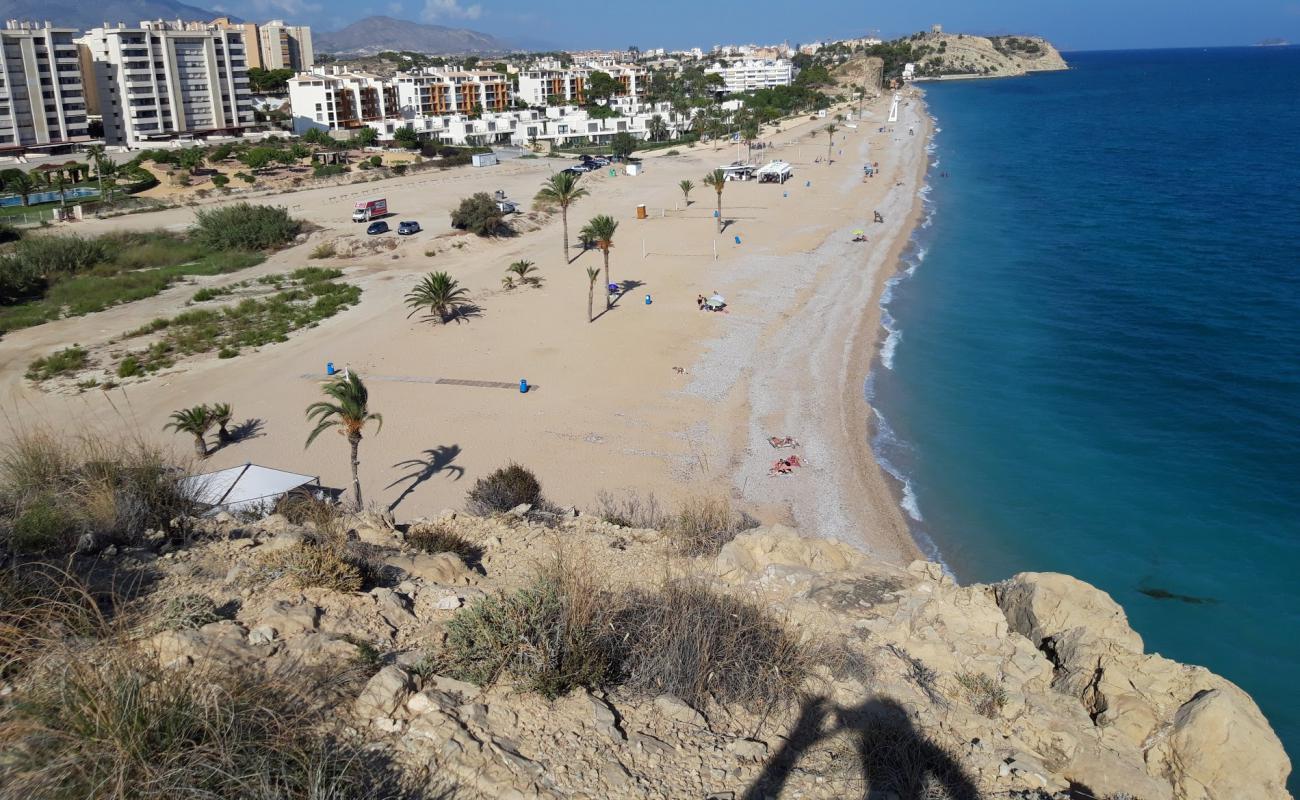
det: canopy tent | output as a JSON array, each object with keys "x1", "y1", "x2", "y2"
[
  {"x1": 757, "y1": 161, "x2": 793, "y2": 184},
  {"x1": 181, "y1": 463, "x2": 321, "y2": 515}
]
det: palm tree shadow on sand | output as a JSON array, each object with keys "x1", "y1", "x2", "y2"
[
  {"x1": 742, "y1": 696, "x2": 980, "y2": 800},
  {"x1": 385, "y1": 445, "x2": 465, "y2": 513}
]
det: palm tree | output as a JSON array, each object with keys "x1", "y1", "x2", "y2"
[
  {"x1": 703, "y1": 169, "x2": 727, "y2": 233},
  {"x1": 211, "y1": 402, "x2": 234, "y2": 445},
  {"x1": 405, "y1": 271, "x2": 471, "y2": 324},
  {"x1": 647, "y1": 114, "x2": 668, "y2": 142},
  {"x1": 86, "y1": 144, "x2": 107, "y2": 200},
  {"x1": 5, "y1": 172, "x2": 37, "y2": 207},
  {"x1": 534, "y1": 171, "x2": 589, "y2": 263},
  {"x1": 506, "y1": 259, "x2": 541, "y2": 287},
  {"x1": 678, "y1": 179, "x2": 694, "y2": 207},
  {"x1": 824, "y1": 124, "x2": 838, "y2": 164},
  {"x1": 741, "y1": 119, "x2": 760, "y2": 162},
  {"x1": 51, "y1": 173, "x2": 70, "y2": 208},
  {"x1": 164, "y1": 405, "x2": 213, "y2": 459},
  {"x1": 586, "y1": 267, "x2": 600, "y2": 322},
  {"x1": 305, "y1": 373, "x2": 383, "y2": 509},
  {"x1": 581, "y1": 215, "x2": 618, "y2": 309}
]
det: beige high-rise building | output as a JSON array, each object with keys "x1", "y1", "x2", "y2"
[
  {"x1": 0, "y1": 21, "x2": 90, "y2": 153},
  {"x1": 208, "y1": 17, "x2": 262, "y2": 69},
  {"x1": 258, "y1": 20, "x2": 313, "y2": 71},
  {"x1": 77, "y1": 20, "x2": 255, "y2": 147}
]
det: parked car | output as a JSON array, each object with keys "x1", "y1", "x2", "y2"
[
  {"x1": 591, "y1": 157, "x2": 610, "y2": 167},
  {"x1": 570, "y1": 163, "x2": 594, "y2": 173},
  {"x1": 561, "y1": 167, "x2": 581, "y2": 175},
  {"x1": 495, "y1": 200, "x2": 517, "y2": 214},
  {"x1": 397, "y1": 220, "x2": 421, "y2": 235},
  {"x1": 367, "y1": 221, "x2": 390, "y2": 235}
]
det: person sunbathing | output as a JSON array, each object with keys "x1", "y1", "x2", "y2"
[{"x1": 768, "y1": 436, "x2": 800, "y2": 448}]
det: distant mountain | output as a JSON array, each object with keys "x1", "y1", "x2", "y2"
[
  {"x1": 3, "y1": 0, "x2": 227, "y2": 31},
  {"x1": 315, "y1": 15, "x2": 511, "y2": 56}
]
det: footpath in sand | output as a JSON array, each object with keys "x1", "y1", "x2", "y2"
[{"x1": 0, "y1": 91, "x2": 931, "y2": 563}]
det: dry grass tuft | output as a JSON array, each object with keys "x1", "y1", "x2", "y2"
[
  {"x1": 954, "y1": 671, "x2": 1008, "y2": 718},
  {"x1": 406, "y1": 521, "x2": 483, "y2": 567},
  {"x1": 257, "y1": 539, "x2": 366, "y2": 593},
  {"x1": 668, "y1": 495, "x2": 759, "y2": 557},
  {"x1": 594, "y1": 489, "x2": 668, "y2": 529}
]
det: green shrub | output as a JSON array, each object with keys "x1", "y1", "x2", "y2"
[
  {"x1": 192, "y1": 203, "x2": 299, "y2": 252},
  {"x1": 210, "y1": 173, "x2": 230, "y2": 189},
  {"x1": 669, "y1": 495, "x2": 759, "y2": 556},
  {"x1": 392, "y1": 164, "x2": 408, "y2": 175},
  {"x1": 309, "y1": 241, "x2": 337, "y2": 259},
  {"x1": 369, "y1": 155, "x2": 383, "y2": 167},
  {"x1": 13, "y1": 235, "x2": 107, "y2": 278},
  {"x1": 10, "y1": 496, "x2": 74, "y2": 553},
  {"x1": 442, "y1": 562, "x2": 615, "y2": 698},
  {"x1": 116, "y1": 356, "x2": 142, "y2": 378},
  {"x1": 26, "y1": 345, "x2": 88, "y2": 381},
  {"x1": 466, "y1": 463, "x2": 542, "y2": 514},
  {"x1": 450, "y1": 193, "x2": 507, "y2": 237}
]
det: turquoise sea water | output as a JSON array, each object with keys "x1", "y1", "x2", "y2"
[{"x1": 871, "y1": 47, "x2": 1300, "y2": 784}]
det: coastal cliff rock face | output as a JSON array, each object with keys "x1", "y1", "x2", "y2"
[
  {"x1": 117, "y1": 514, "x2": 1288, "y2": 799},
  {"x1": 914, "y1": 33, "x2": 1068, "y2": 79}
]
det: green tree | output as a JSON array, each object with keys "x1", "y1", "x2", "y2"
[
  {"x1": 534, "y1": 171, "x2": 589, "y2": 262},
  {"x1": 610, "y1": 132, "x2": 637, "y2": 159},
  {"x1": 240, "y1": 147, "x2": 276, "y2": 173},
  {"x1": 581, "y1": 214, "x2": 618, "y2": 309},
  {"x1": 393, "y1": 125, "x2": 420, "y2": 150},
  {"x1": 353, "y1": 127, "x2": 379, "y2": 148},
  {"x1": 305, "y1": 373, "x2": 383, "y2": 509},
  {"x1": 176, "y1": 147, "x2": 205, "y2": 172},
  {"x1": 586, "y1": 70, "x2": 622, "y2": 102},
  {"x1": 3, "y1": 170, "x2": 37, "y2": 206},
  {"x1": 449, "y1": 193, "x2": 507, "y2": 236},
  {"x1": 405, "y1": 271, "x2": 472, "y2": 324},
  {"x1": 164, "y1": 405, "x2": 213, "y2": 458},
  {"x1": 702, "y1": 168, "x2": 727, "y2": 233},
  {"x1": 824, "y1": 123, "x2": 838, "y2": 163},
  {"x1": 211, "y1": 401, "x2": 234, "y2": 445},
  {"x1": 678, "y1": 179, "x2": 694, "y2": 206},
  {"x1": 586, "y1": 266, "x2": 600, "y2": 323},
  {"x1": 741, "y1": 117, "x2": 760, "y2": 161}
]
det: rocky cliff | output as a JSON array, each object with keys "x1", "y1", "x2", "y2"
[
  {"x1": 92, "y1": 509, "x2": 1291, "y2": 800},
  {"x1": 912, "y1": 33, "x2": 1068, "y2": 79}
]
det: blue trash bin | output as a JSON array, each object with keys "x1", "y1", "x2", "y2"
[
  {"x1": 734, "y1": 235, "x2": 741, "y2": 245},
  {"x1": 326, "y1": 361, "x2": 335, "y2": 376},
  {"x1": 644, "y1": 294, "x2": 652, "y2": 305},
  {"x1": 519, "y1": 379, "x2": 529, "y2": 394}
]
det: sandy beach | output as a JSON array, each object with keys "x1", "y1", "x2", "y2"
[{"x1": 0, "y1": 90, "x2": 931, "y2": 564}]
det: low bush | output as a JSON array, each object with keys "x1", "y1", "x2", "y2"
[
  {"x1": 442, "y1": 558, "x2": 615, "y2": 698},
  {"x1": 450, "y1": 193, "x2": 507, "y2": 237},
  {"x1": 192, "y1": 203, "x2": 300, "y2": 252},
  {"x1": 466, "y1": 462, "x2": 543, "y2": 515},
  {"x1": 614, "y1": 578, "x2": 807, "y2": 707},
  {"x1": 955, "y1": 671, "x2": 1008, "y2": 718},
  {"x1": 310, "y1": 240, "x2": 337, "y2": 259},
  {"x1": 441, "y1": 558, "x2": 808, "y2": 708},
  {"x1": 0, "y1": 644, "x2": 407, "y2": 798},
  {"x1": 313, "y1": 163, "x2": 347, "y2": 178},
  {"x1": 406, "y1": 521, "x2": 483, "y2": 566},
  {"x1": 0, "y1": 432, "x2": 196, "y2": 554},
  {"x1": 116, "y1": 355, "x2": 142, "y2": 378},
  {"x1": 274, "y1": 492, "x2": 344, "y2": 536},
  {"x1": 25, "y1": 344, "x2": 88, "y2": 381},
  {"x1": 595, "y1": 489, "x2": 667, "y2": 529},
  {"x1": 158, "y1": 593, "x2": 222, "y2": 630},
  {"x1": 669, "y1": 495, "x2": 758, "y2": 556},
  {"x1": 257, "y1": 538, "x2": 376, "y2": 592}
]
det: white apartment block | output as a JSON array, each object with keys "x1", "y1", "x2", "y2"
[
  {"x1": 78, "y1": 20, "x2": 255, "y2": 147},
  {"x1": 257, "y1": 20, "x2": 313, "y2": 71},
  {"x1": 0, "y1": 21, "x2": 89, "y2": 153},
  {"x1": 288, "y1": 67, "x2": 507, "y2": 135},
  {"x1": 517, "y1": 63, "x2": 647, "y2": 107},
  {"x1": 705, "y1": 59, "x2": 794, "y2": 93}
]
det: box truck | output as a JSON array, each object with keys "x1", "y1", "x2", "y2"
[{"x1": 352, "y1": 198, "x2": 387, "y2": 222}]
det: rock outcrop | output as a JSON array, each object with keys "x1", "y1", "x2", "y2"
[
  {"x1": 912, "y1": 33, "x2": 1068, "y2": 79},
  {"x1": 126, "y1": 512, "x2": 1290, "y2": 800}
]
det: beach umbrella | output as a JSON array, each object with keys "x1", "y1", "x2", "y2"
[
  {"x1": 705, "y1": 298, "x2": 725, "y2": 309},
  {"x1": 708, "y1": 293, "x2": 726, "y2": 304},
  {"x1": 852, "y1": 229, "x2": 865, "y2": 236}
]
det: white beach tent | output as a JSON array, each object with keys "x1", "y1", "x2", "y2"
[{"x1": 181, "y1": 463, "x2": 322, "y2": 516}]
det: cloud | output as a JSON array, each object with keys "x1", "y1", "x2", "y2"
[
  {"x1": 387, "y1": 1, "x2": 404, "y2": 14},
  {"x1": 421, "y1": 0, "x2": 482, "y2": 21}
]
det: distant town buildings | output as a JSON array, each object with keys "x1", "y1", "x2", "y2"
[
  {"x1": 77, "y1": 20, "x2": 255, "y2": 147},
  {"x1": 288, "y1": 66, "x2": 509, "y2": 134},
  {"x1": 704, "y1": 59, "x2": 794, "y2": 93},
  {"x1": 516, "y1": 62, "x2": 647, "y2": 106},
  {"x1": 0, "y1": 21, "x2": 90, "y2": 153}
]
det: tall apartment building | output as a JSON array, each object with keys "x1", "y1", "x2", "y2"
[
  {"x1": 78, "y1": 20, "x2": 255, "y2": 147},
  {"x1": 257, "y1": 20, "x2": 313, "y2": 71},
  {"x1": 704, "y1": 58, "x2": 794, "y2": 93},
  {"x1": 517, "y1": 64, "x2": 646, "y2": 107},
  {"x1": 0, "y1": 21, "x2": 89, "y2": 153}
]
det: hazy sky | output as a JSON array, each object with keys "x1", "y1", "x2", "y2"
[{"x1": 232, "y1": 0, "x2": 1300, "y2": 50}]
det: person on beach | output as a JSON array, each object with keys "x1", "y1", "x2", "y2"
[{"x1": 697, "y1": 294, "x2": 705, "y2": 310}]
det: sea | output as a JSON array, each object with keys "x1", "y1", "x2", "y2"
[{"x1": 869, "y1": 46, "x2": 1300, "y2": 786}]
